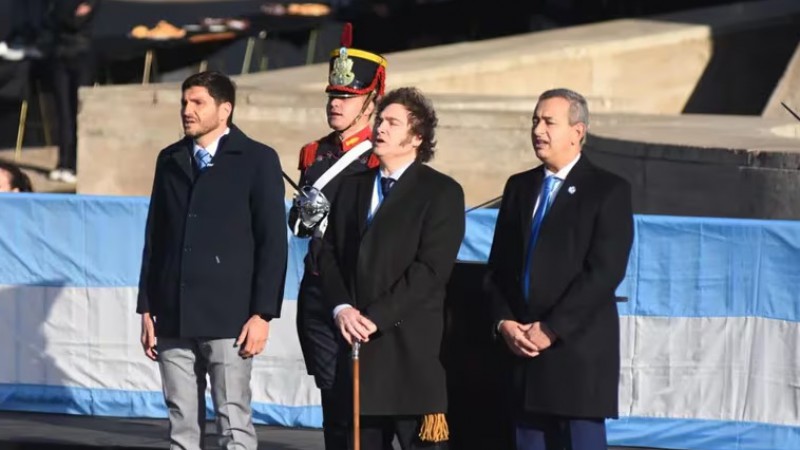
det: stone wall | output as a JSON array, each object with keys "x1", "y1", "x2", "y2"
[
  {"x1": 78, "y1": 85, "x2": 536, "y2": 204},
  {"x1": 765, "y1": 43, "x2": 800, "y2": 120},
  {"x1": 77, "y1": 0, "x2": 800, "y2": 204}
]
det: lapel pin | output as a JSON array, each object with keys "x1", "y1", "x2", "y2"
[{"x1": 568, "y1": 186, "x2": 576, "y2": 194}]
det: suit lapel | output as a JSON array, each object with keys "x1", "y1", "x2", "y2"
[
  {"x1": 176, "y1": 126, "x2": 242, "y2": 181},
  {"x1": 363, "y1": 162, "x2": 421, "y2": 235},
  {"x1": 215, "y1": 125, "x2": 242, "y2": 158},
  {"x1": 543, "y1": 154, "x2": 591, "y2": 225},
  {"x1": 171, "y1": 139, "x2": 195, "y2": 181},
  {"x1": 520, "y1": 168, "x2": 545, "y2": 254},
  {"x1": 519, "y1": 156, "x2": 591, "y2": 268},
  {"x1": 357, "y1": 169, "x2": 377, "y2": 237},
  {"x1": 170, "y1": 124, "x2": 242, "y2": 182}
]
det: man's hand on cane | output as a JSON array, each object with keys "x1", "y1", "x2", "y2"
[{"x1": 335, "y1": 307, "x2": 377, "y2": 345}]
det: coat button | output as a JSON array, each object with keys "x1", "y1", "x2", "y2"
[
  {"x1": 393, "y1": 321, "x2": 401, "y2": 327},
  {"x1": 184, "y1": 246, "x2": 191, "y2": 253}
]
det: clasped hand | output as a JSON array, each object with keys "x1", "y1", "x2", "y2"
[
  {"x1": 499, "y1": 321, "x2": 556, "y2": 358},
  {"x1": 335, "y1": 307, "x2": 377, "y2": 345}
]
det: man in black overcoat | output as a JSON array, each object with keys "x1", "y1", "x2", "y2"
[
  {"x1": 319, "y1": 87, "x2": 465, "y2": 449},
  {"x1": 486, "y1": 88, "x2": 634, "y2": 450}
]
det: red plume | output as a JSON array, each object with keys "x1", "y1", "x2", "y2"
[{"x1": 340, "y1": 22, "x2": 353, "y2": 48}]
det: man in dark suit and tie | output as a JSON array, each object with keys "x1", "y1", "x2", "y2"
[
  {"x1": 319, "y1": 87, "x2": 465, "y2": 449},
  {"x1": 486, "y1": 88, "x2": 634, "y2": 450},
  {"x1": 137, "y1": 71, "x2": 288, "y2": 450}
]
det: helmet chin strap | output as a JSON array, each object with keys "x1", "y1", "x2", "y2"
[{"x1": 338, "y1": 90, "x2": 377, "y2": 138}]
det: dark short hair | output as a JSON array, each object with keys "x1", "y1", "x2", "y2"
[
  {"x1": 181, "y1": 71, "x2": 236, "y2": 125},
  {"x1": 0, "y1": 161, "x2": 33, "y2": 192},
  {"x1": 376, "y1": 87, "x2": 438, "y2": 163}
]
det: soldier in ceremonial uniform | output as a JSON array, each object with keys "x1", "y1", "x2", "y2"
[{"x1": 288, "y1": 23, "x2": 387, "y2": 450}]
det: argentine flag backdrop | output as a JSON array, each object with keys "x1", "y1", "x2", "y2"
[{"x1": 1, "y1": 194, "x2": 799, "y2": 450}]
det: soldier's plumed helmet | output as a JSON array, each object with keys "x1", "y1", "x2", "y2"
[{"x1": 326, "y1": 23, "x2": 387, "y2": 98}]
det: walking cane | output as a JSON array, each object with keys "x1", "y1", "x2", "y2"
[{"x1": 352, "y1": 341, "x2": 361, "y2": 450}]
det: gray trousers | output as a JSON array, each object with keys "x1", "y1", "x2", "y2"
[{"x1": 157, "y1": 338, "x2": 257, "y2": 450}]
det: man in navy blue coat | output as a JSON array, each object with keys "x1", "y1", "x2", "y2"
[{"x1": 137, "y1": 71, "x2": 287, "y2": 450}]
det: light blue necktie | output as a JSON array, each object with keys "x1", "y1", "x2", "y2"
[
  {"x1": 195, "y1": 148, "x2": 212, "y2": 172},
  {"x1": 522, "y1": 175, "x2": 560, "y2": 300}
]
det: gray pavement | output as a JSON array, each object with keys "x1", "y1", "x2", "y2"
[
  {"x1": 0, "y1": 411, "x2": 664, "y2": 450},
  {"x1": 0, "y1": 412, "x2": 322, "y2": 450}
]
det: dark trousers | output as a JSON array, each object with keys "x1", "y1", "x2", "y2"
[
  {"x1": 52, "y1": 54, "x2": 93, "y2": 172},
  {"x1": 361, "y1": 416, "x2": 448, "y2": 450},
  {"x1": 514, "y1": 413, "x2": 606, "y2": 450},
  {"x1": 321, "y1": 383, "x2": 350, "y2": 450},
  {"x1": 297, "y1": 273, "x2": 350, "y2": 450}
]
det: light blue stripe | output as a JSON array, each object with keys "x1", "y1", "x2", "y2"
[
  {"x1": 3, "y1": 196, "x2": 800, "y2": 321},
  {"x1": 617, "y1": 215, "x2": 800, "y2": 321},
  {"x1": 608, "y1": 415, "x2": 800, "y2": 450},
  {"x1": 457, "y1": 208, "x2": 497, "y2": 262},
  {"x1": 0, "y1": 383, "x2": 322, "y2": 428},
  {"x1": 0, "y1": 194, "x2": 149, "y2": 288},
  {"x1": 0, "y1": 195, "x2": 305, "y2": 299},
  {"x1": 454, "y1": 210, "x2": 800, "y2": 322}
]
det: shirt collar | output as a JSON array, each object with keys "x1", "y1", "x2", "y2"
[
  {"x1": 193, "y1": 127, "x2": 230, "y2": 158},
  {"x1": 544, "y1": 152, "x2": 581, "y2": 180},
  {"x1": 381, "y1": 159, "x2": 414, "y2": 181}
]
